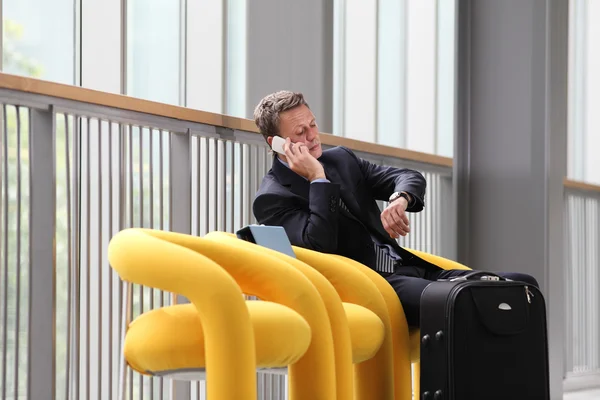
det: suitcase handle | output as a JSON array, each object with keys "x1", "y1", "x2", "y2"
[{"x1": 445, "y1": 271, "x2": 511, "y2": 282}]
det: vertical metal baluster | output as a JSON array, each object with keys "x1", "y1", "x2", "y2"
[
  {"x1": 237, "y1": 142, "x2": 242, "y2": 231},
  {"x1": 149, "y1": 129, "x2": 154, "y2": 233},
  {"x1": 253, "y1": 146, "x2": 259, "y2": 224},
  {"x1": 158, "y1": 129, "x2": 165, "y2": 400},
  {"x1": 149, "y1": 129, "x2": 155, "y2": 400},
  {"x1": 14, "y1": 106, "x2": 21, "y2": 400},
  {"x1": 572, "y1": 196, "x2": 578, "y2": 370},
  {"x1": 119, "y1": 282, "x2": 133, "y2": 400},
  {"x1": 108, "y1": 121, "x2": 114, "y2": 400},
  {"x1": 117, "y1": 123, "x2": 126, "y2": 400},
  {"x1": 64, "y1": 114, "x2": 72, "y2": 400},
  {"x1": 434, "y1": 174, "x2": 441, "y2": 255},
  {"x1": 242, "y1": 144, "x2": 248, "y2": 227},
  {"x1": 577, "y1": 197, "x2": 582, "y2": 369},
  {"x1": 86, "y1": 117, "x2": 91, "y2": 400},
  {"x1": 140, "y1": 126, "x2": 144, "y2": 228},
  {"x1": 581, "y1": 197, "x2": 585, "y2": 370},
  {"x1": 220, "y1": 140, "x2": 226, "y2": 231},
  {"x1": 214, "y1": 139, "x2": 219, "y2": 232},
  {"x1": 2, "y1": 104, "x2": 9, "y2": 400},
  {"x1": 419, "y1": 172, "x2": 425, "y2": 250},
  {"x1": 251, "y1": 146, "x2": 257, "y2": 225},
  {"x1": 584, "y1": 198, "x2": 588, "y2": 371},
  {"x1": 229, "y1": 142, "x2": 235, "y2": 233},
  {"x1": 98, "y1": 118, "x2": 103, "y2": 400},
  {"x1": 128, "y1": 125, "x2": 134, "y2": 400},
  {"x1": 138, "y1": 127, "x2": 144, "y2": 400},
  {"x1": 588, "y1": 198, "x2": 593, "y2": 370},
  {"x1": 72, "y1": 115, "x2": 81, "y2": 399},
  {"x1": 592, "y1": 199, "x2": 596, "y2": 369},
  {"x1": 204, "y1": 138, "x2": 209, "y2": 235},
  {"x1": 427, "y1": 172, "x2": 433, "y2": 253},
  {"x1": 129, "y1": 125, "x2": 134, "y2": 229},
  {"x1": 196, "y1": 138, "x2": 201, "y2": 235}
]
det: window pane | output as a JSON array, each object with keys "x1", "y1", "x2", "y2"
[
  {"x1": 3, "y1": 0, "x2": 75, "y2": 83},
  {"x1": 568, "y1": 0, "x2": 600, "y2": 185},
  {"x1": 333, "y1": 0, "x2": 456, "y2": 156},
  {"x1": 583, "y1": 0, "x2": 600, "y2": 185},
  {"x1": 405, "y1": 0, "x2": 436, "y2": 153},
  {"x1": 127, "y1": 0, "x2": 181, "y2": 105}
]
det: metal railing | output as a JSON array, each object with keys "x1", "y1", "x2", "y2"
[
  {"x1": 0, "y1": 74, "x2": 454, "y2": 400},
  {"x1": 564, "y1": 183, "x2": 600, "y2": 379},
  {"x1": 3, "y1": 72, "x2": 600, "y2": 398}
]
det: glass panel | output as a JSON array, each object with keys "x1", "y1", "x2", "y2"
[
  {"x1": 568, "y1": 0, "x2": 600, "y2": 185},
  {"x1": 126, "y1": 0, "x2": 182, "y2": 105},
  {"x1": 436, "y1": 0, "x2": 456, "y2": 157},
  {"x1": 583, "y1": 0, "x2": 600, "y2": 185},
  {"x1": 377, "y1": 0, "x2": 407, "y2": 148},
  {"x1": 3, "y1": 0, "x2": 75, "y2": 83},
  {"x1": 333, "y1": 0, "x2": 456, "y2": 156}
]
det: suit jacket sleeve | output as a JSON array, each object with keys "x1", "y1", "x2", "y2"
[
  {"x1": 253, "y1": 182, "x2": 341, "y2": 253},
  {"x1": 341, "y1": 147, "x2": 426, "y2": 212}
]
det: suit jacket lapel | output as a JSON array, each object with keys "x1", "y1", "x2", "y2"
[{"x1": 272, "y1": 157, "x2": 310, "y2": 200}]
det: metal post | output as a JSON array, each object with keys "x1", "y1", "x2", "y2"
[
  {"x1": 27, "y1": 107, "x2": 57, "y2": 399},
  {"x1": 454, "y1": 0, "x2": 568, "y2": 397},
  {"x1": 169, "y1": 129, "x2": 192, "y2": 400}
]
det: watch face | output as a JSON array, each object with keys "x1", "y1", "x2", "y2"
[{"x1": 389, "y1": 192, "x2": 401, "y2": 202}]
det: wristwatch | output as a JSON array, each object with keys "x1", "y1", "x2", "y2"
[{"x1": 389, "y1": 191, "x2": 411, "y2": 205}]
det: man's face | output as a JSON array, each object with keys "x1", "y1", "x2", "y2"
[{"x1": 276, "y1": 105, "x2": 322, "y2": 159}]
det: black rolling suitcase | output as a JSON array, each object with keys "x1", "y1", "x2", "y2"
[{"x1": 419, "y1": 272, "x2": 550, "y2": 400}]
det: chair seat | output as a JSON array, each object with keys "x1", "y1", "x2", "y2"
[
  {"x1": 124, "y1": 301, "x2": 312, "y2": 376},
  {"x1": 342, "y1": 303, "x2": 385, "y2": 364}
]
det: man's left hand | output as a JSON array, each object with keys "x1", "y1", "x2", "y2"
[{"x1": 381, "y1": 198, "x2": 410, "y2": 239}]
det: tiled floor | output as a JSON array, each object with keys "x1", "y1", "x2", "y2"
[{"x1": 564, "y1": 389, "x2": 600, "y2": 399}]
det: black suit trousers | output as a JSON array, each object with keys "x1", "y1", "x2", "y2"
[{"x1": 384, "y1": 266, "x2": 540, "y2": 328}]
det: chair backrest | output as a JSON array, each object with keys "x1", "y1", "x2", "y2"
[
  {"x1": 210, "y1": 230, "x2": 355, "y2": 400},
  {"x1": 108, "y1": 228, "x2": 258, "y2": 400},
  {"x1": 144, "y1": 229, "x2": 337, "y2": 400}
]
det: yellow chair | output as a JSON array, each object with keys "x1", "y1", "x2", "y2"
[
  {"x1": 205, "y1": 231, "x2": 387, "y2": 400},
  {"x1": 292, "y1": 246, "x2": 399, "y2": 400},
  {"x1": 146, "y1": 229, "x2": 338, "y2": 400},
  {"x1": 331, "y1": 249, "x2": 471, "y2": 400},
  {"x1": 107, "y1": 228, "x2": 315, "y2": 400}
]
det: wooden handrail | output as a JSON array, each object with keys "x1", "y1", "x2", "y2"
[
  {"x1": 564, "y1": 178, "x2": 600, "y2": 194},
  {"x1": 2, "y1": 73, "x2": 599, "y2": 188},
  {"x1": 0, "y1": 72, "x2": 452, "y2": 168}
]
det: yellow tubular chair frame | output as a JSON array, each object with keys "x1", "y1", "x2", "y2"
[
  {"x1": 332, "y1": 248, "x2": 471, "y2": 400},
  {"x1": 204, "y1": 231, "x2": 356, "y2": 400},
  {"x1": 145, "y1": 229, "x2": 338, "y2": 400},
  {"x1": 107, "y1": 228, "x2": 258, "y2": 400},
  {"x1": 206, "y1": 231, "x2": 396, "y2": 400},
  {"x1": 292, "y1": 246, "x2": 397, "y2": 400}
]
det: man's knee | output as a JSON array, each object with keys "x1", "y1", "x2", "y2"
[{"x1": 499, "y1": 272, "x2": 539, "y2": 288}]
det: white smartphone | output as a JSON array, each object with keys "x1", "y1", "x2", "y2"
[{"x1": 271, "y1": 135, "x2": 286, "y2": 155}]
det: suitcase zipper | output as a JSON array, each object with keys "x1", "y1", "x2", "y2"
[{"x1": 525, "y1": 286, "x2": 533, "y2": 303}]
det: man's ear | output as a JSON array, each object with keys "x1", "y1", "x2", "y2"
[{"x1": 267, "y1": 136, "x2": 274, "y2": 147}]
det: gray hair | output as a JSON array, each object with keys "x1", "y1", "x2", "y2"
[{"x1": 253, "y1": 91, "x2": 310, "y2": 142}]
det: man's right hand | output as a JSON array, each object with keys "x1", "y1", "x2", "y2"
[{"x1": 283, "y1": 138, "x2": 326, "y2": 182}]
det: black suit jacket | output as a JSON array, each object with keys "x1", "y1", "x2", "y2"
[{"x1": 252, "y1": 146, "x2": 435, "y2": 271}]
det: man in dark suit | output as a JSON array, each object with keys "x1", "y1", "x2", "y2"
[{"x1": 252, "y1": 90, "x2": 538, "y2": 327}]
